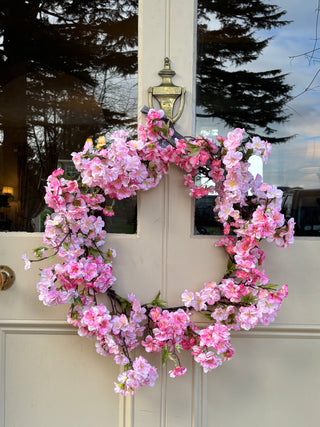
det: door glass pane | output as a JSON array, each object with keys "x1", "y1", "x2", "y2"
[
  {"x1": 0, "y1": 0, "x2": 138, "y2": 232},
  {"x1": 195, "y1": 0, "x2": 320, "y2": 236}
]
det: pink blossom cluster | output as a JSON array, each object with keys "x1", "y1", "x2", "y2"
[
  {"x1": 180, "y1": 126, "x2": 292, "y2": 336},
  {"x1": 72, "y1": 134, "x2": 162, "y2": 200},
  {"x1": 24, "y1": 109, "x2": 295, "y2": 395},
  {"x1": 36, "y1": 255, "x2": 116, "y2": 306},
  {"x1": 35, "y1": 169, "x2": 117, "y2": 308},
  {"x1": 72, "y1": 110, "x2": 173, "y2": 200},
  {"x1": 70, "y1": 293, "x2": 147, "y2": 363},
  {"x1": 43, "y1": 168, "x2": 107, "y2": 260},
  {"x1": 114, "y1": 356, "x2": 158, "y2": 396},
  {"x1": 193, "y1": 322, "x2": 234, "y2": 372},
  {"x1": 142, "y1": 308, "x2": 194, "y2": 354},
  {"x1": 141, "y1": 304, "x2": 234, "y2": 375},
  {"x1": 182, "y1": 281, "x2": 221, "y2": 311},
  {"x1": 182, "y1": 279, "x2": 288, "y2": 332},
  {"x1": 211, "y1": 128, "x2": 294, "y2": 289}
]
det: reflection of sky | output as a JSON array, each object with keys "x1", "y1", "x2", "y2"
[{"x1": 197, "y1": 0, "x2": 320, "y2": 189}]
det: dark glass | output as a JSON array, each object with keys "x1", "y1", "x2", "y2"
[
  {"x1": 104, "y1": 197, "x2": 137, "y2": 234},
  {"x1": 196, "y1": 0, "x2": 320, "y2": 236},
  {"x1": 194, "y1": 195, "x2": 223, "y2": 235},
  {"x1": 0, "y1": 0, "x2": 138, "y2": 232}
]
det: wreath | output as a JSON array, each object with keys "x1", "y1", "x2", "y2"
[{"x1": 23, "y1": 109, "x2": 294, "y2": 396}]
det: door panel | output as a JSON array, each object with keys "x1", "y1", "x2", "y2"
[
  {"x1": 206, "y1": 336, "x2": 320, "y2": 427},
  {"x1": 2, "y1": 328, "x2": 119, "y2": 427}
]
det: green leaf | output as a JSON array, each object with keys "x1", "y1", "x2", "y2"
[
  {"x1": 85, "y1": 153, "x2": 105, "y2": 160},
  {"x1": 88, "y1": 247, "x2": 100, "y2": 257},
  {"x1": 150, "y1": 291, "x2": 167, "y2": 308},
  {"x1": 240, "y1": 293, "x2": 257, "y2": 305},
  {"x1": 226, "y1": 258, "x2": 236, "y2": 275},
  {"x1": 121, "y1": 302, "x2": 128, "y2": 311},
  {"x1": 33, "y1": 246, "x2": 48, "y2": 258},
  {"x1": 175, "y1": 344, "x2": 182, "y2": 353},
  {"x1": 201, "y1": 312, "x2": 213, "y2": 321},
  {"x1": 160, "y1": 122, "x2": 170, "y2": 138},
  {"x1": 116, "y1": 295, "x2": 131, "y2": 311},
  {"x1": 261, "y1": 283, "x2": 279, "y2": 291},
  {"x1": 124, "y1": 363, "x2": 131, "y2": 372},
  {"x1": 167, "y1": 353, "x2": 176, "y2": 362},
  {"x1": 33, "y1": 246, "x2": 47, "y2": 252},
  {"x1": 161, "y1": 345, "x2": 169, "y2": 365},
  {"x1": 228, "y1": 313, "x2": 236, "y2": 323},
  {"x1": 186, "y1": 142, "x2": 201, "y2": 156},
  {"x1": 70, "y1": 296, "x2": 83, "y2": 306}
]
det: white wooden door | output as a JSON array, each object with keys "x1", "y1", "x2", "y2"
[{"x1": 1, "y1": 1, "x2": 320, "y2": 426}]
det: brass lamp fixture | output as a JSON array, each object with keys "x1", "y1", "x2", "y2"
[
  {"x1": 0, "y1": 185, "x2": 14, "y2": 208},
  {"x1": 2, "y1": 186, "x2": 14, "y2": 196}
]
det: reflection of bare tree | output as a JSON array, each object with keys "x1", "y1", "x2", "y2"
[
  {"x1": 94, "y1": 70, "x2": 138, "y2": 136},
  {"x1": 289, "y1": 0, "x2": 320, "y2": 99}
]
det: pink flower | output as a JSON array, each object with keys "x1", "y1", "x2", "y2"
[
  {"x1": 189, "y1": 186, "x2": 211, "y2": 199},
  {"x1": 22, "y1": 253, "x2": 31, "y2": 270},
  {"x1": 193, "y1": 348, "x2": 222, "y2": 373},
  {"x1": 142, "y1": 335, "x2": 163, "y2": 352},
  {"x1": 181, "y1": 289, "x2": 194, "y2": 307},
  {"x1": 224, "y1": 128, "x2": 245, "y2": 150},
  {"x1": 114, "y1": 356, "x2": 158, "y2": 396},
  {"x1": 147, "y1": 109, "x2": 164, "y2": 120},
  {"x1": 223, "y1": 150, "x2": 243, "y2": 169},
  {"x1": 169, "y1": 366, "x2": 187, "y2": 378},
  {"x1": 51, "y1": 168, "x2": 64, "y2": 178},
  {"x1": 199, "y1": 323, "x2": 230, "y2": 351},
  {"x1": 236, "y1": 306, "x2": 259, "y2": 330},
  {"x1": 114, "y1": 354, "x2": 129, "y2": 365},
  {"x1": 200, "y1": 282, "x2": 221, "y2": 305}
]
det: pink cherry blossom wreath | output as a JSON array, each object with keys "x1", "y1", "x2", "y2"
[{"x1": 23, "y1": 109, "x2": 294, "y2": 396}]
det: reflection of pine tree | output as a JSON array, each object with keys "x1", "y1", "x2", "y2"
[
  {"x1": 0, "y1": 0, "x2": 138, "y2": 230},
  {"x1": 197, "y1": 0, "x2": 292, "y2": 142}
]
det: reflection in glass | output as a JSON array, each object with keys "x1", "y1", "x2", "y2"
[
  {"x1": 194, "y1": 195, "x2": 223, "y2": 235},
  {"x1": 0, "y1": 1, "x2": 138, "y2": 232},
  {"x1": 196, "y1": 0, "x2": 320, "y2": 236},
  {"x1": 196, "y1": 0, "x2": 291, "y2": 142}
]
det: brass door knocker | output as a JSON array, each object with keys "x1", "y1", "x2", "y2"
[{"x1": 148, "y1": 57, "x2": 185, "y2": 123}]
